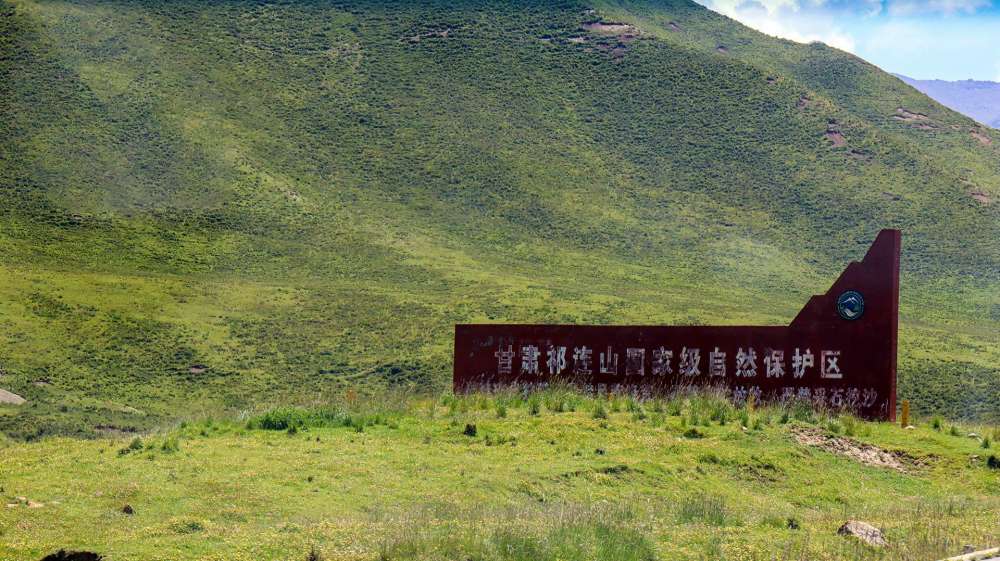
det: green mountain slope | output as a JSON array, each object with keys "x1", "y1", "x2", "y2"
[{"x1": 1, "y1": 0, "x2": 997, "y2": 438}]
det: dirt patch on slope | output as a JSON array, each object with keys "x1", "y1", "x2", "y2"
[
  {"x1": 403, "y1": 28, "x2": 452, "y2": 43},
  {"x1": 970, "y1": 190, "x2": 992, "y2": 204},
  {"x1": 826, "y1": 122, "x2": 847, "y2": 147},
  {"x1": 571, "y1": 20, "x2": 639, "y2": 59},
  {"x1": 893, "y1": 108, "x2": 930, "y2": 122},
  {"x1": 0, "y1": 389, "x2": 26, "y2": 405},
  {"x1": 581, "y1": 21, "x2": 636, "y2": 34},
  {"x1": 970, "y1": 129, "x2": 992, "y2": 145},
  {"x1": 791, "y1": 427, "x2": 922, "y2": 472},
  {"x1": 826, "y1": 130, "x2": 847, "y2": 147}
]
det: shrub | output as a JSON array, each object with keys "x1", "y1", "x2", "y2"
[
  {"x1": 118, "y1": 437, "x2": 144, "y2": 456},
  {"x1": 708, "y1": 403, "x2": 728, "y2": 425},
  {"x1": 610, "y1": 397, "x2": 622, "y2": 413},
  {"x1": 666, "y1": 400, "x2": 682, "y2": 416},
  {"x1": 592, "y1": 402, "x2": 608, "y2": 420},
  {"x1": 841, "y1": 415, "x2": 859, "y2": 437},
  {"x1": 683, "y1": 428, "x2": 704, "y2": 439},
  {"x1": 161, "y1": 436, "x2": 180, "y2": 453},
  {"x1": 528, "y1": 397, "x2": 541, "y2": 416},
  {"x1": 631, "y1": 405, "x2": 647, "y2": 422},
  {"x1": 625, "y1": 395, "x2": 642, "y2": 413},
  {"x1": 249, "y1": 408, "x2": 311, "y2": 431},
  {"x1": 171, "y1": 519, "x2": 205, "y2": 534}
]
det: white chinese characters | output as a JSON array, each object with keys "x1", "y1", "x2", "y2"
[{"x1": 493, "y1": 343, "x2": 844, "y2": 383}]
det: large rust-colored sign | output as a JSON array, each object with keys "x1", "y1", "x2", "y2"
[{"x1": 454, "y1": 229, "x2": 900, "y2": 420}]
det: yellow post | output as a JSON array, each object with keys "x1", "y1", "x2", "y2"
[{"x1": 900, "y1": 399, "x2": 910, "y2": 428}]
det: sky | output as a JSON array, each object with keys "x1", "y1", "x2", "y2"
[{"x1": 693, "y1": 0, "x2": 1000, "y2": 81}]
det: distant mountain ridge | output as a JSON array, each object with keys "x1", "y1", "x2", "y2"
[{"x1": 895, "y1": 74, "x2": 1000, "y2": 128}]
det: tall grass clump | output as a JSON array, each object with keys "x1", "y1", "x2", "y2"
[
  {"x1": 247, "y1": 407, "x2": 344, "y2": 431},
  {"x1": 528, "y1": 396, "x2": 541, "y2": 416},
  {"x1": 593, "y1": 401, "x2": 608, "y2": 420},
  {"x1": 676, "y1": 494, "x2": 736, "y2": 527},
  {"x1": 377, "y1": 504, "x2": 657, "y2": 561}
]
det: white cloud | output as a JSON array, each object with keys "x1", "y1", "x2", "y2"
[
  {"x1": 887, "y1": 0, "x2": 991, "y2": 15},
  {"x1": 706, "y1": 0, "x2": 801, "y2": 15},
  {"x1": 696, "y1": 0, "x2": 1000, "y2": 80},
  {"x1": 699, "y1": 0, "x2": 859, "y2": 52},
  {"x1": 864, "y1": 20, "x2": 931, "y2": 53}
]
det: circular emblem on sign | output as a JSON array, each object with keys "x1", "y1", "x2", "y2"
[{"x1": 837, "y1": 290, "x2": 865, "y2": 320}]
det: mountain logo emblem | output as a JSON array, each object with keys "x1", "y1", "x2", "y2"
[{"x1": 837, "y1": 291, "x2": 864, "y2": 320}]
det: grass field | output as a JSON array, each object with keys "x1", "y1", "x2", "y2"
[
  {"x1": 1, "y1": 388, "x2": 998, "y2": 560},
  {"x1": 0, "y1": 0, "x2": 998, "y2": 437}
]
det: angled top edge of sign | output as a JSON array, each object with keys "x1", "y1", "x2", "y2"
[{"x1": 455, "y1": 229, "x2": 901, "y2": 331}]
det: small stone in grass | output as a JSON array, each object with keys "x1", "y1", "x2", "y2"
[{"x1": 837, "y1": 520, "x2": 887, "y2": 547}]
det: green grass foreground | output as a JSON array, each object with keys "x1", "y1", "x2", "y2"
[{"x1": 2, "y1": 388, "x2": 997, "y2": 561}]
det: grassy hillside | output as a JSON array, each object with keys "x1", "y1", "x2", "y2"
[
  {"x1": 1, "y1": 390, "x2": 998, "y2": 560},
  {"x1": 0, "y1": 0, "x2": 998, "y2": 438}
]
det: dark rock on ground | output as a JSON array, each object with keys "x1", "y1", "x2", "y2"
[{"x1": 40, "y1": 551, "x2": 103, "y2": 561}]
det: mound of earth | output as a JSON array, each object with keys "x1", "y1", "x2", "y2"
[{"x1": 791, "y1": 427, "x2": 921, "y2": 472}]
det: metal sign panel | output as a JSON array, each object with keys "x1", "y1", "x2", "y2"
[{"x1": 454, "y1": 230, "x2": 900, "y2": 420}]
